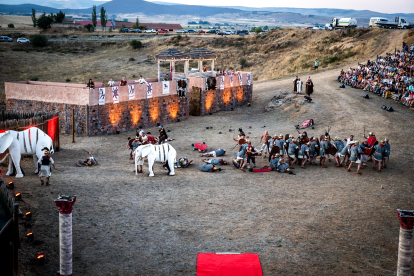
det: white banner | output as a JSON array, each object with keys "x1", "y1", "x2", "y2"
[
  {"x1": 128, "y1": 85, "x2": 135, "y2": 100},
  {"x1": 99, "y1": 88, "x2": 105, "y2": 105},
  {"x1": 162, "y1": 81, "x2": 170, "y2": 94},
  {"x1": 230, "y1": 75, "x2": 234, "y2": 87},
  {"x1": 112, "y1": 86, "x2": 119, "y2": 104},
  {"x1": 247, "y1": 73, "x2": 252, "y2": 86},
  {"x1": 146, "y1": 83, "x2": 153, "y2": 98},
  {"x1": 238, "y1": 74, "x2": 243, "y2": 85},
  {"x1": 220, "y1": 76, "x2": 225, "y2": 90}
]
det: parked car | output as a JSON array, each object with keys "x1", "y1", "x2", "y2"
[
  {"x1": 187, "y1": 30, "x2": 197, "y2": 33},
  {"x1": 236, "y1": 30, "x2": 250, "y2": 35},
  {"x1": 0, "y1": 36, "x2": 13, "y2": 42},
  {"x1": 144, "y1": 29, "x2": 157, "y2": 33},
  {"x1": 17, "y1": 38, "x2": 30, "y2": 43},
  {"x1": 223, "y1": 30, "x2": 233, "y2": 35},
  {"x1": 304, "y1": 26, "x2": 313, "y2": 29},
  {"x1": 216, "y1": 31, "x2": 225, "y2": 36},
  {"x1": 157, "y1": 29, "x2": 169, "y2": 34},
  {"x1": 176, "y1": 29, "x2": 187, "y2": 33},
  {"x1": 198, "y1": 30, "x2": 206, "y2": 34},
  {"x1": 120, "y1": 28, "x2": 130, "y2": 33},
  {"x1": 312, "y1": 26, "x2": 324, "y2": 30},
  {"x1": 206, "y1": 30, "x2": 217, "y2": 34},
  {"x1": 130, "y1": 29, "x2": 142, "y2": 33}
]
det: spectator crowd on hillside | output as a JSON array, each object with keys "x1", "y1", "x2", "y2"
[{"x1": 337, "y1": 43, "x2": 414, "y2": 107}]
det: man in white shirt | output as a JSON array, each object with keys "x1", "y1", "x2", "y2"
[
  {"x1": 108, "y1": 78, "x2": 115, "y2": 87},
  {"x1": 135, "y1": 75, "x2": 148, "y2": 85}
]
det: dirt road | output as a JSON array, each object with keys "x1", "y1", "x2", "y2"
[{"x1": 4, "y1": 62, "x2": 413, "y2": 275}]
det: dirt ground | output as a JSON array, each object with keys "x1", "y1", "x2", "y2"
[{"x1": 3, "y1": 58, "x2": 414, "y2": 275}]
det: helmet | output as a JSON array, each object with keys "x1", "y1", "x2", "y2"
[
  {"x1": 44, "y1": 150, "x2": 50, "y2": 155},
  {"x1": 279, "y1": 134, "x2": 283, "y2": 138},
  {"x1": 179, "y1": 158, "x2": 185, "y2": 163},
  {"x1": 307, "y1": 142, "x2": 311, "y2": 146},
  {"x1": 275, "y1": 153, "x2": 280, "y2": 158},
  {"x1": 274, "y1": 134, "x2": 278, "y2": 138},
  {"x1": 246, "y1": 140, "x2": 251, "y2": 144},
  {"x1": 135, "y1": 136, "x2": 139, "y2": 140},
  {"x1": 286, "y1": 168, "x2": 290, "y2": 172},
  {"x1": 325, "y1": 136, "x2": 329, "y2": 140},
  {"x1": 380, "y1": 140, "x2": 385, "y2": 144},
  {"x1": 289, "y1": 134, "x2": 293, "y2": 138},
  {"x1": 292, "y1": 139, "x2": 297, "y2": 142},
  {"x1": 369, "y1": 132, "x2": 373, "y2": 136},
  {"x1": 334, "y1": 137, "x2": 339, "y2": 141},
  {"x1": 384, "y1": 138, "x2": 389, "y2": 142},
  {"x1": 354, "y1": 141, "x2": 360, "y2": 145}
]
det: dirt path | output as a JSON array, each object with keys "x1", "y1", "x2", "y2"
[{"x1": 3, "y1": 59, "x2": 414, "y2": 276}]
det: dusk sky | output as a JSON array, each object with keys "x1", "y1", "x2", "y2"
[{"x1": 1, "y1": 0, "x2": 413, "y2": 14}]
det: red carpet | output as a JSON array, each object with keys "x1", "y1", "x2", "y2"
[{"x1": 197, "y1": 253, "x2": 263, "y2": 276}]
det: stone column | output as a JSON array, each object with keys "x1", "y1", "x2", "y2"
[
  {"x1": 397, "y1": 209, "x2": 414, "y2": 276},
  {"x1": 55, "y1": 195, "x2": 76, "y2": 276},
  {"x1": 184, "y1": 60, "x2": 189, "y2": 77},
  {"x1": 211, "y1": 60, "x2": 215, "y2": 72},
  {"x1": 171, "y1": 61, "x2": 175, "y2": 80}
]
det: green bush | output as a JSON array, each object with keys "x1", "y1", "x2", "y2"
[
  {"x1": 8, "y1": 23, "x2": 15, "y2": 28},
  {"x1": 84, "y1": 24, "x2": 94, "y2": 32},
  {"x1": 130, "y1": 40, "x2": 142, "y2": 49},
  {"x1": 108, "y1": 26, "x2": 112, "y2": 33},
  {"x1": 30, "y1": 34, "x2": 48, "y2": 47},
  {"x1": 176, "y1": 34, "x2": 181, "y2": 40},
  {"x1": 239, "y1": 57, "x2": 247, "y2": 68},
  {"x1": 30, "y1": 76, "x2": 39, "y2": 81}
]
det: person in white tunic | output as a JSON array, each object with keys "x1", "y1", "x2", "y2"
[
  {"x1": 297, "y1": 78, "x2": 303, "y2": 94},
  {"x1": 38, "y1": 149, "x2": 55, "y2": 186}
]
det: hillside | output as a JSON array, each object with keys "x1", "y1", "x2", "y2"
[{"x1": 0, "y1": 28, "x2": 412, "y2": 108}]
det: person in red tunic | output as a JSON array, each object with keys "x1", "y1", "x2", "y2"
[
  {"x1": 146, "y1": 132, "x2": 158, "y2": 144},
  {"x1": 364, "y1": 131, "x2": 377, "y2": 162},
  {"x1": 120, "y1": 77, "x2": 127, "y2": 86}
]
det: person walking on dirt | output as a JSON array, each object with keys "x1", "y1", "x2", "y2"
[
  {"x1": 293, "y1": 76, "x2": 298, "y2": 93},
  {"x1": 260, "y1": 130, "x2": 271, "y2": 158},
  {"x1": 314, "y1": 59, "x2": 319, "y2": 70},
  {"x1": 38, "y1": 148, "x2": 55, "y2": 186}
]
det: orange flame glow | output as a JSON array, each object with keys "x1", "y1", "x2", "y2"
[
  {"x1": 223, "y1": 89, "x2": 231, "y2": 104},
  {"x1": 236, "y1": 87, "x2": 244, "y2": 101},
  {"x1": 109, "y1": 108, "x2": 121, "y2": 125},
  {"x1": 130, "y1": 108, "x2": 142, "y2": 125},
  {"x1": 169, "y1": 102, "x2": 179, "y2": 119},
  {"x1": 150, "y1": 101, "x2": 159, "y2": 122},
  {"x1": 205, "y1": 91, "x2": 215, "y2": 111}
]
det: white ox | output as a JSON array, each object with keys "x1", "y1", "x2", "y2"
[
  {"x1": 0, "y1": 127, "x2": 54, "y2": 178},
  {"x1": 135, "y1": 143, "x2": 176, "y2": 177}
]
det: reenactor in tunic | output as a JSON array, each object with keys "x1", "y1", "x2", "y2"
[
  {"x1": 373, "y1": 140, "x2": 386, "y2": 172},
  {"x1": 309, "y1": 137, "x2": 319, "y2": 165},
  {"x1": 38, "y1": 149, "x2": 55, "y2": 186},
  {"x1": 201, "y1": 163, "x2": 222, "y2": 172},
  {"x1": 203, "y1": 158, "x2": 228, "y2": 165},
  {"x1": 338, "y1": 142, "x2": 352, "y2": 167},
  {"x1": 333, "y1": 137, "x2": 345, "y2": 166},
  {"x1": 383, "y1": 138, "x2": 390, "y2": 168},
  {"x1": 288, "y1": 138, "x2": 298, "y2": 168},
  {"x1": 347, "y1": 141, "x2": 363, "y2": 174},
  {"x1": 275, "y1": 134, "x2": 285, "y2": 156},
  {"x1": 201, "y1": 148, "x2": 226, "y2": 157},
  {"x1": 277, "y1": 158, "x2": 291, "y2": 173},
  {"x1": 298, "y1": 142, "x2": 310, "y2": 168},
  {"x1": 319, "y1": 136, "x2": 329, "y2": 168},
  {"x1": 269, "y1": 154, "x2": 280, "y2": 171},
  {"x1": 246, "y1": 140, "x2": 259, "y2": 168}
]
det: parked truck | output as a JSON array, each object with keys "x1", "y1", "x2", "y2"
[
  {"x1": 328, "y1": 18, "x2": 358, "y2": 29},
  {"x1": 370, "y1": 16, "x2": 411, "y2": 29}
]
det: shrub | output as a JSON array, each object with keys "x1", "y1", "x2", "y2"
[
  {"x1": 65, "y1": 79, "x2": 71, "y2": 82},
  {"x1": 30, "y1": 34, "x2": 48, "y2": 47},
  {"x1": 30, "y1": 76, "x2": 39, "y2": 81},
  {"x1": 176, "y1": 34, "x2": 181, "y2": 40},
  {"x1": 84, "y1": 24, "x2": 94, "y2": 32},
  {"x1": 129, "y1": 57, "x2": 135, "y2": 61},
  {"x1": 108, "y1": 26, "x2": 112, "y2": 33},
  {"x1": 8, "y1": 23, "x2": 15, "y2": 28},
  {"x1": 239, "y1": 57, "x2": 247, "y2": 68},
  {"x1": 130, "y1": 40, "x2": 142, "y2": 49}
]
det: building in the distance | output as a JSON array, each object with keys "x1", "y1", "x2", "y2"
[{"x1": 75, "y1": 20, "x2": 113, "y2": 30}]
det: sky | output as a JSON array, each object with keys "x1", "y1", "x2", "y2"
[{"x1": 1, "y1": 0, "x2": 413, "y2": 14}]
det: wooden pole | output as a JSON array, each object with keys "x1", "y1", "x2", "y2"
[
  {"x1": 86, "y1": 105, "x2": 89, "y2": 137},
  {"x1": 72, "y1": 108, "x2": 75, "y2": 143},
  {"x1": 13, "y1": 203, "x2": 19, "y2": 276},
  {"x1": 158, "y1": 59, "x2": 161, "y2": 81}
]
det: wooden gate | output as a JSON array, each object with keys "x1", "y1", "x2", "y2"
[{"x1": 190, "y1": 86, "x2": 201, "y2": 116}]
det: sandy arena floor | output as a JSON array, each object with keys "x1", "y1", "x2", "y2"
[{"x1": 3, "y1": 68, "x2": 414, "y2": 276}]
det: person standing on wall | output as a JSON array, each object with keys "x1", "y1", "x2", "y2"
[{"x1": 120, "y1": 77, "x2": 127, "y2": 86}]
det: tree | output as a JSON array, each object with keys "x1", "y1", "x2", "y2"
[
  {"x1": 56, "y1": 10, "x2": 65, "y2": 23},
  {"x1": 100, "y1": 7, "x2": 107, "y2": 32},
  {"x1": 37, "y1": 13, "x2": 53, "y2": 30},
  {"x1": 130, "y1": 40, "x2": 142, "y2": 49},
  {"x1": 92, "y1": 5, "x2": 97, "y2": 31},
  {"x1": 132, "y1": 18, "x2": 139, "y2": 29},
  {"x1": 8, "y1": 23, "x2": 15, "y2": 28},
  {"x1": 84, "y1": 24, "x2": 94, "y2": 32},
  {"x1": 31, "y1": 8, "x2": 36, "y2": 28}
]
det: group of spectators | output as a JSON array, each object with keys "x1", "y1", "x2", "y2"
[
  {"x1": 215, "y1": 69, "x2": 241, "y2": 76},
  {"x1": 337, "y1": 43, "x2": 414, "y2": 107},
  {"x1": 86, "y1": 76, "x2": 149, "y2": 89}
]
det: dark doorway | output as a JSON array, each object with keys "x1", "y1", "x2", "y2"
[{"x1": 190, "y1": 87, "x2": 201, "y2": 116}]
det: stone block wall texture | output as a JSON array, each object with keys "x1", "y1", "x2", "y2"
[{"x1": 5, "y1": 74, "x2": 252, "y2": 136}]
